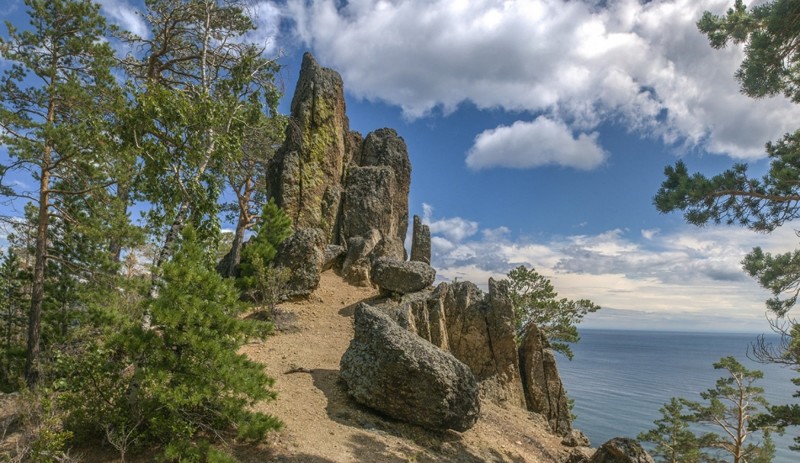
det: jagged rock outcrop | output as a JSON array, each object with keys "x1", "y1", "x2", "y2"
[
  {"x1": 268, "y1": 53, "x2": 351, "y2": 240},
  {"x1": 380, "y1": 278, "x2": 577, "y2": 433},
  {"x1": 269, "y1": 54, "x2": 577, "y2": 443},
  {"x1": 519, "y1": 323, "x2": 572, "y2": 435},
  {"x1": 341, "y1": 129, "x2": 410, "y2": 242},
  {"x1": 410, "y1": 215, "x2": 431, "y2": 264},
  {"x1": 371, "y1": 258, "x2": 436, "y2": 294},
  {"x1": 590, "y1": 438, "x2": 655, "y2": 463},
  {"x1": 340, "y1": 304, "x2": 480, "y2": 432},
  {"x1": 268, "y1": 52, "x2": 413, "y2": 291},
  {"x1": 388, "y1": 280, "x2": 526, "y2": 408},
  {"x1": 273, "y1": 228, "x2": 326, "y2": 299}
]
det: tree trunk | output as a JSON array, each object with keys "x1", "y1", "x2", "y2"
[
  {"x1": 217, "y1": 210, "x2": 247, "y2": 278},
  {"x1": 108, "y1": 181, "x2": 131, "y2": 263},
  {"x1": 24, "y1": 155, "x2": 50, "y2": 386}
]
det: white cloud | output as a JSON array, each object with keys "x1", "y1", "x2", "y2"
[
  {"x1": 284, "y1": 0, "x2": 800, "y2": 160},
  {"x1": 641, "y1": 228, "x2": 659, "y2": 240},
  {"x1": 466, "y1": 117, "x2": 607, "y2": 170},
  {"x1": 98, "y1": 0, "x2": 148, "y2": 38},
  {"x1": 243, "y1": 1, "x2": 282, "y2": 55},
  {"x1": 421, "y1": 202, "x2": 479, "y2": 242},
  {"x1": 422, "y1": 203, "x2": 800, "y2": 327}
]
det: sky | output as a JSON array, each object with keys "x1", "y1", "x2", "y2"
[{"x1": 2, "y1": 0, "x2": 798, "y2": 332}]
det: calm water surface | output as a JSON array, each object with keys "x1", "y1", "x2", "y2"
[{"x1": 559, "y1": 329, "x2": 798, "y2": 462}]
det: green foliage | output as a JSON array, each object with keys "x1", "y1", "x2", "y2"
[
  {"x1": 655, "y1": 1, "x2": 800, "y2": 447},
  {"x1": 238, "y1": 200, "x2": 293, "y2": 297},
  {"x1": 683, "y1": 357, "x2": 773, "y2": 463},
  {"x1": 123, "y1": 227, "x2": 281, "y2": 456},
  {"x1": 123, "y1": 0, "x2": 282, "y2": 268},
  {"x1": 6, "y1": 389, "x2": 74, "y2": 463},
  {"x1": 56, "y1": 227, "x2": 281, "y2": 461},
  {"x1": 698, "y1": 0, "x2": 800, "y2": 103},
  {"x1": 504, "y1": 265, "x2": 600, "y2": 360},
  {"x1": 640, "y1": 358, "x2": 774, "y2": 463},
  {"x1": 637, "y1": 397, "x2": 717, "y2": 463},
  {"x1": 0, "y1": 250, "x2": 29, "y2": 391}
]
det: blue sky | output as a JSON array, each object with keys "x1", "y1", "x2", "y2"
[{"x1": 3, "y1": 0, "x2": 798, "y2": 332}]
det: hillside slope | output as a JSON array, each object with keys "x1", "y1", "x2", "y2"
[{"x1": 243, "y1": 270, "x2": 581, "y2": 462}]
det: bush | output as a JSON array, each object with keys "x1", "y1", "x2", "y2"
[
  {"x1": 55, "y1": 227, "x2": 282, "y2": 461},
  {"x1": 1, "y1": 389, "x2": 75, "y2": 463},
  {"x1": 237, "y1": 200, "x2": 292, "y2": 299}
]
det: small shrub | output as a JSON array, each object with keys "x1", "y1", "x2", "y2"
[{"x1": 2, "y1": 389, "x2": 74, "y2": 463}]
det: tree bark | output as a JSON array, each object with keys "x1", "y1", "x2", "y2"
[{"x1": 24, "y1": 149, "x2": 51, "y2": 387}]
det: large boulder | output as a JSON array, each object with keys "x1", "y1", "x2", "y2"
[
  {"x1": 410, "y1": 215, "x2": 431, "y2": 264},
  {"x1": 267, "y1": 53, "x2": 352, "y2": 241},
  {"x1": 274, "y1": 228, "x2": 326, "y2": 298},
  {"x1": 519, "y1": 323, "x2": 572, "y2": 435},
  {"x1": 371, "y1": 258, "x2": 436, "y2": 294},
  {"x1": 590, "y1": 438, "x2": 655, "y2": 463},
  {"x1": 340, "y1": 304, "x2": 480, "y2": 432}
]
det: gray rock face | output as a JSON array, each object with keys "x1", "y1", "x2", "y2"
[
  {"x1": 340, "y1": 166, "x2": 397, "y2": 242},
  {"x1": 268, "y1": 53, "x2": 352, "y2": 241},
  {"x1": 322, "y1": 245, "x2": 346, "y2": 271},
  {"x1": 519, "y1": 323, "x2": 572, "y2": 435},
  {"x1": 590, "y1": 438, "x2": 655, "y2": 463},
  {"x1": 371, "y1": 258, "x2": 436, "y2": 294},
  {"x1": 410, "y1": 215, "x2": 431, "y2": 264},
  {"x1": 274, "y1": 228, "x2": 326, "y2": 298},
  {"x1": 425, "y1": 280, "x2": 526, "y2": 408},
  {"x1": 562, "y1": 429, "x2": 591, "y2": 448},
  {"x1": 354, "y1": 128, "x2": 411, "y2": 245},
  {"x1": 340, "y1": 304, "x2": 480, "y2": 432},
  {"x1": 341, "y1": 230, "x2": 382, "y2": 285}
]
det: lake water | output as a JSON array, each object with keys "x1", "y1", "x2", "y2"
[{"x1": 558, "y1": 329, "x2": 798, "y2": 462}]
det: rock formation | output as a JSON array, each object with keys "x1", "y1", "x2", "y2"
[
  {"x1": 519, "y1": 323, "x2": 572, "y2": 435},
  {"x1": 410, "y1": 215, "x2": 431, "y2": 264},
  {"x1": 268, "y1": 52, "x2": 412, "y2": 292},
  {"x1": 590, "y1": 438, "x2": 655, "y2": 463},
  {"x1": 270, "y1": 52, "x2": 578, "y2": 442},
  {"x1": 273, "y1": 228, "x2": 326, "y2": 298},
  {"x1": 340, "y1": 304, "x2": 480, "y2": 432},
  {"x1": 376, "y1": 278, "x2": 575, "y2": 434},
  {"x1": 268, "y1": 53, "x2": 351, "y2": 240},
  {"x1": 371, "y1": 258, "x2": 436, "y2": 294}
]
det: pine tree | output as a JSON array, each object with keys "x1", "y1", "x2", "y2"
[
  {"x1": 654, "y1": 0, "x2": 800, "y2": 445},
  {"x1": 0, "y1": 0, "x2": 119, "y2": 385},
  {"x1": 505, "y1": 265, "x2": 599, "y2": 359},
  {"x1": 638, "y1": 397, "x2": 717, "y2": 463},
  {"x1": 684, "y1": 357, "x2": 773, "y2": 463},
  {"x1": 60, "y1": 226, "x2": 282, "y2": 461}
]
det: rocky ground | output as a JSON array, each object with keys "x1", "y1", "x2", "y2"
[{"x1": 240, "y1": 270, "x2": 581, "y2": 463}]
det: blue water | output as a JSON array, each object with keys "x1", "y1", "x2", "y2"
[{"x1": 558, "y1": 329, "x2": 798, "y2": 462}]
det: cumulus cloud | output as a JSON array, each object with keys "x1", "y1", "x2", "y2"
[
  {"x1": 242, "y1": 1, "x2": 282, "y2": 54},
  {"x1": 98, "y1": 0, "x2": 149, "y2": 38},
  {"x1": 466, "y1": 117, "x2": 606, "y2": 170},
  {"x1": 421, "y1": 203, "x2": 479, "y2": 242},
  {"x1": 421, "y1": 203, "x2": 799, "y2": 324},
  {"x1": 284, "y1": 0, "x2": 799, "y2": 160}
]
